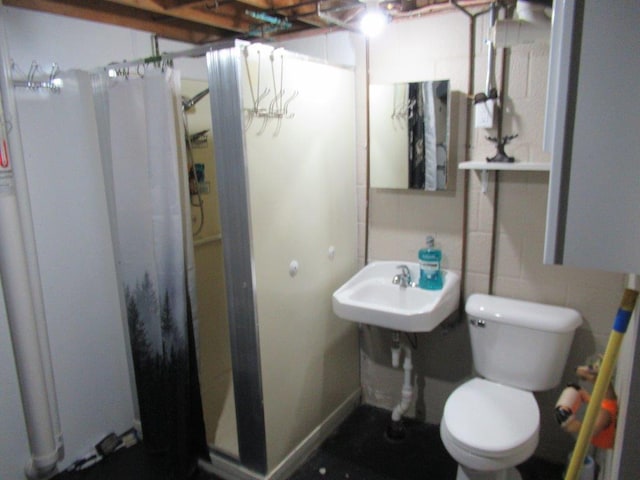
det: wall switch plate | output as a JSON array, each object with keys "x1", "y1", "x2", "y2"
[{"x1": 475, "y1": 99, "x2": 496, "y2": 129}]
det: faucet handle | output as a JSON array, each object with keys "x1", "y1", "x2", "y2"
[
  {"x1": 397, "y1": 264, "x2": 411, "y2": 277},
  {"x1": 394, "y1": 264, "x2": 412, "y2": 287}
]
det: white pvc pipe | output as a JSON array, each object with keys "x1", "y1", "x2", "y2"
[
  {"x1": 391, "y1": 346, "x2": 401, "y2": 368},
  {"x1": 0, "y1": 13, "x2": 63, "y2": 459},
  {"x1": 0, "y1": 6, "x2": 62, "y2": 478},
  {"x1": 391, "y1": 346, "x2": 413, "y2": 422},
  {"x1": 485, "y1": 2, "x2": 498, "y2": 96},
  {"x1": 491, "y1": 0, "x2": 550, "y2": 48},
  {"x1": 514, "y1": 0, "x2": 550, "y2": 24},
  {"x1": 0, "y1": 177, "x2": 58, "y2": 478}
]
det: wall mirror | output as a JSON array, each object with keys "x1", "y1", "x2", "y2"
[{"x1": 370, "y1": 80, "x2": 451, "y2": 190}]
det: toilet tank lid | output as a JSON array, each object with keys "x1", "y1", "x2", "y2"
[{"x1": 466, "y1": 294, "x2": 582, "y2": 332}]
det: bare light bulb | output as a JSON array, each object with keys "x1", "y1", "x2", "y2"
[{"x1": 360, "y1": 4, "x2": 387, "y2": 37}]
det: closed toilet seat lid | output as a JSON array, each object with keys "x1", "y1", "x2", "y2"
[{"x1": 443, "y1": 378, "x2": 539, "y2": 457}]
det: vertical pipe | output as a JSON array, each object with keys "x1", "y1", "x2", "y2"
[
  {"x1": 485, "y1": 2, "x2": 498, "y2": 96},
  {"x1": 487, "y1": 171, "x2": 498, "y2": 295},
  {"x1": 0, "y1": 175, "x2": 58, "y2": 478},
  {"x1": 0, "y1": 6, "x2": 62, "y2": 478},
  {"x1": 451, "y1": 0, "x2": 493, "y2": 306},
  {"x1": 364, "y1": 38, "x2": 371, "y2": 264}
]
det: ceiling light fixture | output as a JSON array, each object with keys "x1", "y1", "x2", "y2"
[{"x1": 360, "y1": 1, "x2": 388, "y2": 37}]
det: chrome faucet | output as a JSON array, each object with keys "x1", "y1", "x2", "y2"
[{"x1": 392, "y1": 264, "x2": 413, "y2": 288}]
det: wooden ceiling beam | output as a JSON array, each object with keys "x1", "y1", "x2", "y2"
[
  {"x1": 4, "y1": 0, "x2": 227, "y2": 43},
  {"x1": 223, "y1": 0, "x2": 273, "y2": 10},
  {"x1": 105, "y1": 0, "x2": 254, "y2": 33},
  {"x1": 3, "y1": 0, "x2": 494, "y2": 43},
  {"x1": 149, "y1": 0, "x2": 205, "y2": 8},
  {"x1": 3, "y1": 0, "x2": 377, "y2": 42}
]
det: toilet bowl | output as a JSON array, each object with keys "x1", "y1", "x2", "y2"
[
  {"x1": 440, "y1": 294, "x2": 582, "y2": 480},
  {"x1": 441, "y1": 379, "x2": 539, "y2": 480}
]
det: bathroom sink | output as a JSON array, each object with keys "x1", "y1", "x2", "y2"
[{"x1": 332, "y1": 261, "x2": 460, "y2": 332}]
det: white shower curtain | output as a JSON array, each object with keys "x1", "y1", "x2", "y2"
[
  {"x1": 14, "y1": 66, "x2": 207, "y2": 477},
  {"x1": 97, "y1": 66, "x2": 208, "y2": 476},
  {"x1": 13, "y1": 70, "x2": 136, "y2": 469},
  {"x1": 421, "y1": 81, "x2": 438, "y2": 192}
]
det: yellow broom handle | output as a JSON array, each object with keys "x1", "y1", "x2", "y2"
[{"x1": 565, "y1": 289, "x2": 639, "y2": 480}]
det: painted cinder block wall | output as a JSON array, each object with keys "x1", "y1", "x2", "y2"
[{"x1": 365, "y1": 11, "x2": 626, "y2": 465}]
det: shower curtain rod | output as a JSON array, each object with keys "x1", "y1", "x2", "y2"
[
  {"x1": 10, "y1": 40, "x2": 243, "y2": 91},
  {"x1": 101, "y1": 39, "x2": 242, "y2": 73},
  {"x1": 12, "y1": 61, "x2": 62, "y2": 92}
]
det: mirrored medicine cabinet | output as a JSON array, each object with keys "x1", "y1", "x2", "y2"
[{"x1": 369, "y1": 79, "x2": 451, "y2": 191}]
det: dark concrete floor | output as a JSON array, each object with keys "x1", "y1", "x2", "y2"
[
  {"x1": 288, "y1": 405, "x2": 565, "y2": 480},
  {"x1": 52, "y1": 443, "x2": 221, "y2": 480},
  {"x1": 53, "y1": 405, "x2": 565, "y2": 480}
]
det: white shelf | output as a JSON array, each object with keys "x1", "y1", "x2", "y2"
[
  {"x1": 459, "y1": 162, "x2": 550, "y2": 193},
  {"x1": 458, "y1": 161, "x2": 550, "y2": 171}
]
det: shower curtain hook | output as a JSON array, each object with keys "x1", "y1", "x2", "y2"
[
  {"x1": 48, "y1": 63, "x2": 60, "y2": 92},
  {"x1": 48, "y1": 63, "x2": 59, "y2": 82},
  {"x1": 256, "y1": 115, "x2": 270, "y2": 136},
  {"x1": 269, "y1": 50, "x2": 285, "y2": 115},
  {"x1": 243, "y1": 46, "x2": 271, "y2": 123},
  {"x1": 268, "y1": 89, "x2": 283, "y2": 117},
  {"x1": 273, "y1": 117, "x2": 282, "y2": 137},
  {"x1": 244, "y1": 109, "x2": 255, "y2": 131},
  {"x1": 27, "y1": 61, "x2": 39, "y2": 89},
  {"x1": 283, "y1": 90, "x2": 298, "y2": 118},
  {"x1": 243, "y1": 47, "x2": 259, "y2": 113}
]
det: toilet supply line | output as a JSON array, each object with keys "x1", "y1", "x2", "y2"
[{"x1": 564, "y1": 289, "x2": 639, "y2": 480}]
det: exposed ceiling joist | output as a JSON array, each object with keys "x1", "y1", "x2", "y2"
[
  {"x1": 4, "y1": 0, "x2": 493, "y2": 45},
  {"x1": 4, "y1": 0, "x2": 228, "y2": 43}
]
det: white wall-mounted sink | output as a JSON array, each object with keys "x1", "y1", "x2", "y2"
[{"x1": 332, "y1": 261, "x2": 460, "y2": 332}]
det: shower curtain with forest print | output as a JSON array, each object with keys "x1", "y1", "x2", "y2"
[
  {"x1": 102, "y1": 67, "x2": 207, "y2": 477},
  {"x1": 408, "y1": 81, "x2": 441, "y2": 191}
]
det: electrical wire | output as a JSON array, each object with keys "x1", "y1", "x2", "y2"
[{"x1": 64, "y1": 428, "x2": 139, "y2": 472}]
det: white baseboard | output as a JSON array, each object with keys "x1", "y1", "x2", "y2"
[
  {"x1": 199, "y1": 389, "x2": 361, "y2": 480},
  {"x1": 267, "y1": 389, "x2": 361, "y2": 480}
]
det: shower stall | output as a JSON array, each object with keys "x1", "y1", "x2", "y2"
[
  {"x1": 202, "y1": 41, "x2": 361, "y2": 475},
  {"x1": 1, "y1": 34, "x2": 360, "y2": 478}
]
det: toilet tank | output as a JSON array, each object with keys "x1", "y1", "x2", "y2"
[{"x1": 466, "y1": 294, "x2": 582, "y2": 391}]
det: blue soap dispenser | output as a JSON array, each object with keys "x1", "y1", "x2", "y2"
[{"x1": 418, "y1": 235, "x2": 443, "y2": 290}]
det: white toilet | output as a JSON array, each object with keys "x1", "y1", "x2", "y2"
[{"x1": 440, "y1": 294, "x2": 582, "y2": 480}]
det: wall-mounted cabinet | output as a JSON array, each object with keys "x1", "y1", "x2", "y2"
[{"x1": 543, "y1": 0, "x2": 639, "y2": 275}]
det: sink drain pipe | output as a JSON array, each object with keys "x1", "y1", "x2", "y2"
[{"x1": 387, "y1": 333, "x2": 413, "y2": 440}]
